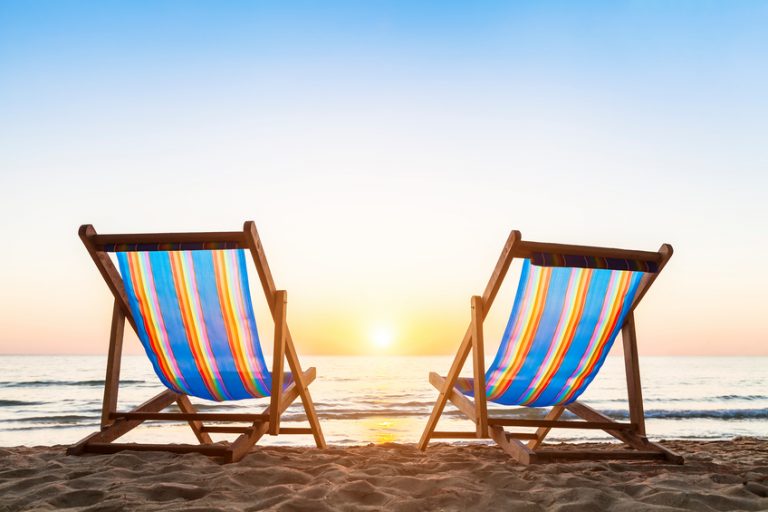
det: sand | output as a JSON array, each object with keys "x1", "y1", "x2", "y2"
[{"x1": 1, "y1": 438, "x2": 767, "y2": 511}]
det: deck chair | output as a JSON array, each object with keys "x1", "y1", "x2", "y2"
[
  {"x1": 419, "y1": 230, "x2": 683, "y2": 465},
  {"x1": 68, "y1": 221, "x2": 326, "y2": 462}
]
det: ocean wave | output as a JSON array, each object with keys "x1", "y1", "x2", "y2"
[
  {"x1": 3, "y1": 414, "x2": 98, "y2": 425},
  {"x1": 601, "y1": 408, "x2": 768, "y2": 420},
  {"x1": 597, "y1": 395, "x2": 768, "y2": 404},
  {"x1": 0, "y1": 400, "x2": 46, "y2": 407},
  {"x1": 0, "y1": 379, "x2": 145, "y2": 388}
]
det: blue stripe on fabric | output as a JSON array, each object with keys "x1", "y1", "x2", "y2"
[
  {"x1": 510, "y1": 266, "x2": 579, "y2": 405},
  {"x1": 480, "y1": 264, "x2": 644, "y2": 407},
  {"x1": 116, "y1": 252, "x2": 180, "y2": 393},
  {"x1": 527, "y1": 268, "x2": 613, "y2": 406},
  {"x1": 548, "y1": 269, "x2": 624, "y2": 405},
  {"x1": 148, "y1": 252, "x2": 212, "y2": 400},
  {"x1": 499, "y1": 266, "x2": 572, "y2": 404},
  {"x1": 117, "y1": 249, "x2": 273, "y2": 401},
  {"x1": 556, "y1": 270, "x2": 643, "y2": 405},
  {"x1": 234, "y1": 249, "x2": 271, "y2": 394},
  {"x1": 484, "y1": 259, "x2": 532, "y2": 386},
  {"x1": 190, "y1": 250, "x2": 254, "y2": 400}
]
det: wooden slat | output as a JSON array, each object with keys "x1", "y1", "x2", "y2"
[
  {"x1": 487, "y1": 418, "x2": 634, "y2": 430},
  {"x1": 110, "y1": 412, "x2": 269, "y2": 422},
  {"x1": 513, "y1": 241, "x2": 662, "y2": 264},
  {"x1": 200, "y1": 426, "x2": 254, "y2": 434},
  {"x1": 279, "y1": 427, "x2": 313, "y2": 434},
  {"x1": 424, "y1": 431, "x2": 538, "y2": 440},
  {"x1": 92, "y1": 231, "x2": 246, "y2": 249},
  {"x1": 418, "y1": 230, "x2": 521, "y2": 450},
  {"x1": 505, "y1": 432, "x2": 539, "y2": 440},
  {"x1": 429, "y1": 373, "x2": 476, "y2": 422},
  {"x1": 470, "y1": 296, "x2": 488, "y2": 438}
]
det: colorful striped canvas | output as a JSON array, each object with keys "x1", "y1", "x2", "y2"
[
  {"x1": 116, "y1": 249, "x2": 275, "y2": 401},
  {"x1": 459, "y1": 259, "x2": 645, "y2": 407}
]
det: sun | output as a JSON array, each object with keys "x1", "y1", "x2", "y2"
[{"x1": 370, "y1": 326, "x2": 395, "y2": 350}]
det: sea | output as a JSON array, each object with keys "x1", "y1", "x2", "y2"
[{"x1": 0, "y1": 355, "x2": 765, "y2": 447}]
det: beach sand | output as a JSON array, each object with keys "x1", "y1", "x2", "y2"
[{"x1": 1, "y1": 438, "x2": 767, "y2": 511}]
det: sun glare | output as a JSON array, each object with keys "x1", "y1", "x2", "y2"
[{"x1": 370, "y1": 326, "x2": 394, "y2": 350}]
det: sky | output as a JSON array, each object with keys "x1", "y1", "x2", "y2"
[{"x1": 0, "y1": 1, "x2": 766, "y2": 356}]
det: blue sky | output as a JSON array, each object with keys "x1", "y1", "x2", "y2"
[{"x1": 0, "y1": 1, "x2": 766, "y2": 354}]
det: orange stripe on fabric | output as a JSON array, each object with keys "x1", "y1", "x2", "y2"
[
  {"x1": 488, "y1": 266, "x2": 552, "y2": 400},
  {"x1": 224, "y1": 251, "x2": 269, "y2": 394},
  {"x1": 169, "y1": 252, "x2": 223, "y2": 400},
  {"x1": 125, "y1": 253, "x2": 179, "y2": 390},
  {"x1": 521, "y1": 268, "x2": 593, "y2": 405},
  {"x1": 212, "y1": 251, "x2": 259, "y2": 396},
  {"x1": 560, "y1": 271, "x2": 633, "y2": 403}
]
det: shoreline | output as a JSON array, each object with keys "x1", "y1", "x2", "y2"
[{"x1": 1, "y1": 438, "x2": 767, "y2": 511}]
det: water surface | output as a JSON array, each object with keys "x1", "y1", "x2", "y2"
[{"x1": 0, "y1": 355, "x2": 765, "y2": 447}]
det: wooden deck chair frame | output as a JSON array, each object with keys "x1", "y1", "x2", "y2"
[
  {"x1": 68, "y1": 221, "x2": 326, "y2": 463},
  {"x1": 419, "y1": 230, "x2": 683, "y2": 465}
]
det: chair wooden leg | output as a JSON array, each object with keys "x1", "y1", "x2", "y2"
[
  {"x1": 490, "y1": 426, "x2": 535, "y2": 464},
  {"x1": 566, "y1": 401, "x2": 683, "y2": 464},
  {"x1": 229, "y1": 422, "x2": 270, "y2": 462},
  {"x1": 419, "y1": 339, "x2": 474, "y2": 450},
  {"x1": 622, "y1": 312, "x2": 646, "y2": 436},
  {"x1": 470, "y1": 296, "x2": 488, "y2": 438},
  {"x1": 243, "y1": 221, "x2": 326, "y2": 448},
  {"x1": 528, "y1": 406, "x2": 565, "y2": 449},
  {"x1": 101, "y1": 301, "x2": 125, "y2": 428},
  {"x1": 176, "y1": 395, "x2": 212, "y2": 444},
  {"x1": 72, "y1": 370, "x2": 316, "y2": 462},
  {"x1": 68, "y1": 390, "x2": 179, "y2": 455},
  {"x1": 284, "y1": 341, "x2": 326, "y2": 448}
]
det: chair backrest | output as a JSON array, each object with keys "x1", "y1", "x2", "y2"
[
  {"x1": 116, "y1": 248, "x2": 271, "y2": 401},
  {"x1": 484, "y1": 256, "x2": 652, "y2": 407}
]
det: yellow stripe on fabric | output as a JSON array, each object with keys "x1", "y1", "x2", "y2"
[
  {"x1": 487, "y1": 266, "x2": 552, "y2": 400},
  {"x1": 169, "y1": 251, "x2": 227, "y2": 401},
  {"x1": 558, "y1": 271, "x2": 632, "y2": 403},
  {"x1": 518, "y1": 268, "x2": 593, "y2": 405},
  {"x1": 224, "y1": 251, "x2": 270, "y2": 395},
  {"x1": 212, "y1": 251, "x2": 260, "y2": 397},
  {"x1": 127, "y1": 252, "x2": 187, "y2": 393}
]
